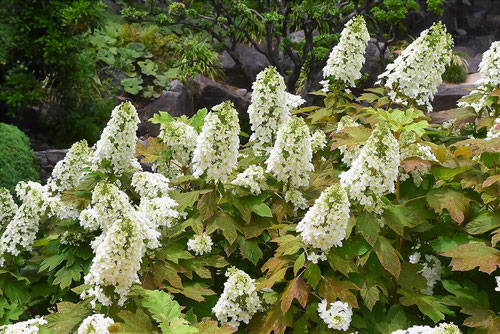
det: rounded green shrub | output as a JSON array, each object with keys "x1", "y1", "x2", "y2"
[
  {"x1": 0, "y1": 123, "x2": 40, "y2": 195},
  {"x1": 442, "y1": 63, "x2": 467, "y2": 84}
]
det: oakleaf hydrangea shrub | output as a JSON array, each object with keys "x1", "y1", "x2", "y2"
[{"x1": 0, "y1": 20, "x2": 499, "y2": 334}]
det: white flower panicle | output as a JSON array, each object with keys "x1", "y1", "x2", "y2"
[
  {"x1": 0, "y1": 187, "x2": 17, "y2": 224},
  {"x1": 231, "y1": 165, "x2": 266, "y2": 194},
  {"x1": 311, "y1": 130, "x2": 327, "y2": 153},
  {"x1": 82, "y1": 216, "x2": 146, "y2": 306},
  {"x1": 192, "y1": 101, "x2": 240, "y2": 183},
  {"x1": 213, "y1": 267, "x2": 262, "y2": 328},
  {"x1": 420, "y1": 255, "x2": 444, "y2": 296},
  {"x1": 495, "y1": 276, "x2": 500, "y2": 292},
  {"x1": 187, "y1": 233, "x2": 213, "y2": 255},
  {"x1": 248, "y1": 66, "x2": 305, "y2": 153},
  {"x1": 478, "y1": 41, "x2": 500, "y2": 87},
  {"x1": 284, "y1": 189, "x2": 309, "y2": 211},
  {"x1": 77, "y1": 314, "x2": 114, "y2": 334},
  {"x1": 458, "y1": 41, "x2": 500, "y2": 114},
  {"x1": 297, "y1": 184, "x2": 350, "y2": 252},
  {"x1": 336, "y1": 116, "x2": 362, "y2": 166},
  {"x1": 391, "y1": 323, "x2": 461, "y2": 334},
  {"x1": 0, "y1": 182, "x2": 54, "y2": 266},
  {"x1": 47, "y1": 140, "x2": 91, "y2": 194},
  {"x1": 0, "y1": 318, "x2": 47, "y2": 334},
  {"x1": 131, "y1": 171, "x2": 172, "y2": 199},
  {"x1": 318, "y1": 299, "x2": 353, "y2": 331},
  {"x1": 378, "y1": 22, "x2": 453, "y2": 111},
  {"x1": 159, "y1": 120, "x2": 198, "y2": 166},
  {"x1": 323, "y1": 16, "x2": 370, "y2": 88},
  {"x1": 340, "y1": 122, "x2": 400, "y2": 213},
  {"x1": 91, "y1": 102, "x2": 141, "y2": 176},
  {"x1": 486, "y1": 117, "x2": 500, "y2": 140},
  {"x1": 79, "y1": 182, "x2": 133, "y2": 232},
  {"x1": 266, "y1": 116, "x2": 314, "y2": 189}
]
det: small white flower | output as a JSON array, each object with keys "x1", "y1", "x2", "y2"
[
  {"x1": 284, "y1": 188, "x2": 308, "y2": 211},
  {"x1": 495, "y1": 276, "x2": 500, "y2": 292},
  {"x1": 307, "y1": 252, "x2": 327, "y2": 264},
  {"x1": 232, "y1": 165, "x2": 266, "y2": 195},
  {"x1": 318, "y1": 299, "x2": 353, "y2": 331},
  {"x1": 391, "y1": 322, "x2": 461, "y2": 334},
  {"x1": 0, "y1": 187, "x2": 17, "y2": 224},
  {"x1": 311, "y1": 130, "x2": 327, "y2": 153},
  {"x1": 409, "y1": 252, "x2": 421, "y2": 264},
  {"x1": 0, "y1": 318, "x2": 47, "y2": 334},
  {"x1": 159, "y1": 120, "x2": 198, "y2": 167}
]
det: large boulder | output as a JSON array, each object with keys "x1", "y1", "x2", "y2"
[
  {"x1": 359, "y1": 38, "x2": 391, "y2": 89},
  {"x1": 191, "y1": 75, "x2": 251, "y2": 131},
  {"x1": 34, "y1": 149, "x2": 68, "y2": 181},
  {"x1": 140, "y1": 80, "x2": 194, "y2": 137},
  {"x1": 220, "y1": 44, "x2": 270, "y2": 89}
]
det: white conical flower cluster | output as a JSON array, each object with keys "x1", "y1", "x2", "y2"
[
  {"x1": 82, "y1": 216, "x2": 146, "y2": 307},
  {"x1": 212, "y1": 267, "x2": 262, "y2": 328},
  {"x1": 318, "y1": 299, "x2": 353, "y2": 331},
  {"x1": 311, "y1": 130, "x2": 327, "y2": 153},
  {"x1": 296, "y1": 184, "x2": 350, "y2": 252},
  {"x1": 248, "y1": 66, "x2": 305, "y2": 154},
  {"x1": 378, "y1": 22, "x2": 453, "y2": 111},
  {"x1": 192, "y1": 101, "x2": 240, "y2": 183},
  {"x1": 410, "y1": 252, "x2": 443, "y2": 296},
  {"x1": 340, "y1": 122, "x2": 400, "y2": 214},
  {"x1": 0, "y1": 187, "x2": 17, "y2": 224},
  {"x1": 187, "y1": 233, "x2": 213, "y2": 255},
  {"x1": 0, "y1": 318, "x2": 47, "y2": 334},
  {"x1": 0, "y1": 182, "x2": 54, "y2": 266},
  {"x1": 132, "y1": 171, "x2": 180, "y2": 229},
  {"x1": 322, "y1": 16, "x2": 370, "y2": 88},
  {"x1": 231, "y1": 165, "x2": 266, "y2": 195},
  {"x1": 266, "y1": 117, "x2": 314, "y2": 189},
  {"x1": 391, "y1": 323, "x2": 461, "y2": 334},
  {"x1": 159, "y1": 120, "x2": 198, "y2": 167},
  {"x1": 79, "y1": 182, "x2": 160, "y2": 306},
  {"x1": 91, "y1": 101, "x2": 141, "y2": 176},
  {"x1": 459, "y1": 41, "x2": 500, "y2": 114},
  {"x1": 47, "y1": 140, "x2": 91, "y2": 194},
  {"x1": 336, "y1": 116, "x2": 362, "y2": 166},
  {"x1": 77, "y1": 314, "x2": 114, "y2": 334}
]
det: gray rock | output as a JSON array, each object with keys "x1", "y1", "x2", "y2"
[
  {"x1": 220, "y1": 44, "x2": 270, "y2": 88},
  {"x1": 432, "y1": 74, "x2": 481, "y2": 112},
  {"x1": 359, "y1": 38, "x2": 391, "y2": 89},
  {"x1": 141, "y1": 80, "x2": 194, "y2": 137},
  {"x1": 103, "y1": 0, "x2": 121, "y2": 15},
  {"x1": 98, "y1": 67, "x2": 128, "y2": 97},
  {"x1": 34, "y1": 149, "x2": 68, "y2": 181},
  {"x1": 191, "y1": 75, "x2": 250, "y2": 130},
  {"x1": 467, "y1": 53, "x2": 483, "y2": 73}
]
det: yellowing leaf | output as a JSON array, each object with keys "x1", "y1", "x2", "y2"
[
  {"x1": 280, "y1": 277, "x2": 309, "y2": 314},
  {"x1": 194, "y1": 320, "x2": 236, "y2": 334},
  {"x1": 135, "y1": 137, "x2": 169, "y2": 163},
  {"x1": 318, "y1": 277, "x2": 359, "y2": 308},
  {"x1": 426, "y1": 189, "x2": 473, "y2": 224},
  {"x1": 374, "y1": 236, "x2": 401, "y2": 279},
  {"x1": 442, "y1": 242, "x2": 500, "y2": 274}
]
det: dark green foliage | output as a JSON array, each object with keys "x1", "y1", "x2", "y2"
[
  {"x1": 442, "y1": 64, "x2": 467, "y2": 84},
  {"x1": 0, "y1": 123, "x2": 40, "y2": 195}
]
